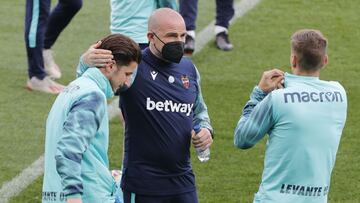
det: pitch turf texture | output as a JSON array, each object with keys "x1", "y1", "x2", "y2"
[{"x1": 1, "y1": 0, "x2": 359, "y2": 202}]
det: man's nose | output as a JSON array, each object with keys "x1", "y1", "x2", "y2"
[{"x1": 175, "y1": 35, "x2": 184, "y2": 42}]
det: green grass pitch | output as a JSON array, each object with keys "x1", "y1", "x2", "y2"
[{"x1": 0, "y1": 0, "x2": 359, "y2": 202}]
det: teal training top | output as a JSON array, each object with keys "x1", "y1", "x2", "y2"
[
  {"x1": 110, "y1": 0, "x2": 178, "y2": 43},
  {"x1": 234, "y1": 73, "x2": 347, "y2": 203},
  {"x1": 42, "y1": 67, "x2": 116, "y2": 203}
]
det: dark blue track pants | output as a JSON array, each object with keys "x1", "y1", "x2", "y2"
[
  {"x1": 25, "y1": 0, "x2": 82, "y2": 79},
  {"x1": 179, "y1": 0, "x2": 234, "y2": 31}
]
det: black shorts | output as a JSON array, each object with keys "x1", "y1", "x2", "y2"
[{"x1": 123, "y1": 190, "x2": 198, "y2": 203}]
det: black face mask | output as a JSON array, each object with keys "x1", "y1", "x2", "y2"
[{"x1": 153, "y1": 32, "x2": 184, "y2": 63}]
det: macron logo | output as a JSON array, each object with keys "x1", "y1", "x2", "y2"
[
  {"x1": 284, "y1": 91, "x2": 344, "y2": 103},
  {"x1": 146, "y1": 97, "x2": 194, "y2": 116},
  {"x1": 150, "y1": 71, "x2": 158, "y2": 80}
]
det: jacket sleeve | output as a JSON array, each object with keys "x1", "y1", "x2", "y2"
[
  {"x1": 76, "y1": 56, "x2": 91, "y2": 78},
  {"x1": 234, "y1": 86, "x2": 274, "y2": 149},
  {"x1": 192, "y1": 67, "x2": 213, "y2": 135},
  {"x1": 55, "y1": 92, "x2": 105, "y2": 197}
]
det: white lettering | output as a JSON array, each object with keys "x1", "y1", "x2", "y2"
[
  {"x1": 156, "y1": 101, "x2": 164, "y2": 111},
  {"x1": 170, "y1": 101, "x2": 182, "y2": 112},
  {"x1": 146, "y1": 97, "x2": 193, "y2": 116},
  {"x1": 187, "y1": 104, "x2": 194, "y2": 116},
  {"x1": 164, "y1": 100, "x2": 170, "y2": 112},
  {"x1": 180, "y1": 104, "x2": 187, "y2": 113},
  {"x1": 146, "y1": 97, "x2": 155, "y2": 110}
]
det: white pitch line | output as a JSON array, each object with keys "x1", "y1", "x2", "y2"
[
  {"x1": 0, "y1": 155, "x2": 44, "y2": 202},
  {"x1": 0, "y1": 0, "x2": 262, "y2": 202}
]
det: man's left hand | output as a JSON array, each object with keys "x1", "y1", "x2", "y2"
[{"x1": 191, "y1": 128, "x2": 213, "y2": 150}]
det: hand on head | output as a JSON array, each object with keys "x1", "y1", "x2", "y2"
[
  {"x1": 82, "y1": 41, "x2": 114, "y2": 68},
  {"x1": 258, "y1": 69, "x2": 285, "y2": 93}
]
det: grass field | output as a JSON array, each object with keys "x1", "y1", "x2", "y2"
[{"x1": 1, "y1": 0, "x2": 359, "y2": 202}]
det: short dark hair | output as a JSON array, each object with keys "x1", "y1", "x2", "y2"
[
  {"x1": 291, "y1": 29, "x2": 327, "y2": 71},
  {"x1": 98, "y1": 34, "x2": 141, "y2": 67}
]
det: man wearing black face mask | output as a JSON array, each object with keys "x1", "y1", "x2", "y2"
[
  {"x1": 151, "y1": 32, "x2": 185, "y2": 63},
  {"x1": 79, "y1": 8, "x2": 213, "y2": 203}
]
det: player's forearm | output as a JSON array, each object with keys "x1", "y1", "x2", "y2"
[
  {"x1": 234, "y1": 116, "x2": 260, "y2": 149},
  {"x1": 193, "y1": 94, "x2": 213, "y2": 136},
  {"x1": 193, "y1": 111, "x2": 213, "y2": 135},
  {"x1": 55, "y1": 93, "x2": 103, "y2": 196},
  {"x1": 55, "y1": 154, "x2": 83, "y2": 196},
  {"x1": 193, "y1": 67, "x2": 214, "y2": 135},
  {"x1": 76, "y1": 56, "x2": 90, "y2": 78},
  {"x1": 234, "y1": 86, "x2": 270, "y2": 149}
]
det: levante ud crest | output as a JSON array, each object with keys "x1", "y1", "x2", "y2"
[{"x1": 181, "y1": 75, "x2": 190, "y2": 89}]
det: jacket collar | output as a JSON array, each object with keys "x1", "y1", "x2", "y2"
[
  {"x1": 284, "y1": 72, "x2": 319, "y2": 87},
  {"x1": 82, "y1": 68, "x2": 114, "y2": 99}
]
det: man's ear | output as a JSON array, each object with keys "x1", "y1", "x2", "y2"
[
  {"x1": 291, "y1": 54, "x2": 297, "y2": 68},
  {"x1": 105, "y1": 60, "x2": 115, "y2": 71},
  {"x1": 147, "y1": 32, "x2": 155, "y2": 43},
  {"x1": 323, "y1": 54, "x2": 328, "y2": 66}
]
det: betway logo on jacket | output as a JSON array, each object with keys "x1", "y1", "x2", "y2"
[
  {"x1": 284, "y1": 91, "x2": 343, "y2": 103},
  {"x1": 146, "y1": 97, "x2": 193, "y2": 116}
]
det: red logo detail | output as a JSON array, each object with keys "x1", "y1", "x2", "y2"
[{"x1": 181, "y1": 75, "x2": 190, "y2": 89}]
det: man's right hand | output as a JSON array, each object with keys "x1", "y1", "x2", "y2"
[
  {"x1": 82, "y1": 41, "x2": 113, "y2": 68},
  {"x1": 258, "y1": 69, "x2": 284, "y2": 93},
  {"x1": 67, "y1": 198, "x2": 82, "y2": 203}
]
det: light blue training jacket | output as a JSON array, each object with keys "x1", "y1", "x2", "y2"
[
  {"x1": 110, "y1": 0, "x2": 178, "y2": 43},
  {"x1": 234, "y1": 73, "x2": 347, "y2": 203},
  {"x1": 42, "y1": 65, "x2": 116, "y2": 203}
]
